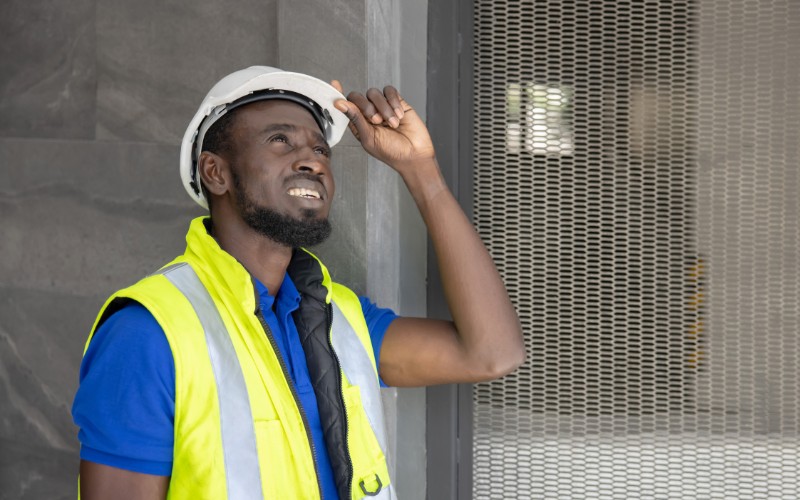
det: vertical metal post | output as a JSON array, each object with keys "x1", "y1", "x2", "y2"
[{"x1": 426, "y1": 0, "x2": 475, "y2": 498}]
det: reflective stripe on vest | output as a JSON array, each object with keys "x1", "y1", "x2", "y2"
[
  {"x1": 330, "y1": 302, "x2": 395, "y2": 500},
  {"x1": 330, "y1": 302, "x2": 386, "y2": 452},
  {"x1": 161, "y1": 263, "x2": 264, "y2": 500}
]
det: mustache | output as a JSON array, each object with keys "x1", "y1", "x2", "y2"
[{"x1": 283, "y1": 172, "x2": 323, "y2": 186}]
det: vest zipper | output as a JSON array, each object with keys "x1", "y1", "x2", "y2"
[
  {"x1": 254, "y1": 305, "x2": 324, "y2": 500},
  {"x1": 326, "y1": 302, "x2": 355, "y2": 497}
]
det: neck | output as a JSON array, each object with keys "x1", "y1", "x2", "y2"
[{"x1": 209, "y1": 213, "x2": 292, "y2": 296}]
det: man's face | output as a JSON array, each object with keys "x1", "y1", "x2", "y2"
[{"x1": 226, "y1": 100, "x2": 335, "y2": 246}]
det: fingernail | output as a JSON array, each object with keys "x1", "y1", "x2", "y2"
[
  {"x1": 334, "y1": 102, "x2": 347, "y2": 112},
  {"x1": 389, "y1": 117, "x2": 400, "y2": 128},
  {"x1": 371, "y1": 114, "x2": 383, "y2": 124},
  {"x1": 394, "y1": 107, "x2": 404, "y2": 119}
]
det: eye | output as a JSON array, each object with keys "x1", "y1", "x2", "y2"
[
  {"x1": 314, "y1": 145, "x2": 331, "y2": 157},
  {"x1": 269, "y1": 134, "x2": 289, "y2": 144}
]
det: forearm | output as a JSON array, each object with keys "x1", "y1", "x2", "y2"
[
  {"x1": 332, "y1": 82, "x2": 524, "y2": 382},
  {"x1": 399, "y1": 158, "x2": 526, "y2": 377}
]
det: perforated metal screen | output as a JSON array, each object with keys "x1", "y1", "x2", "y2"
[{"x1": 471, "y1": 0, "x2": 800, "y2": 498}]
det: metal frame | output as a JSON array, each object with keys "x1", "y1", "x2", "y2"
[{"x1": 425, "y1": 0, "x2": 475, "y2": 498}]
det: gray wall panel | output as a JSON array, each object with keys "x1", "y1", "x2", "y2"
[
  {"x1": 0, "y1": 0, "x2": 96, "y2": 140},
  {"x1": 277, "y1": 0, "x2": 366, "y2": 89},
  {"x1": 96, "y1": 0, "x2": 278, "y2": 144},
  {"x1": 0, "y1": 139, "x2": 200, "y2": 296},
  {"x1": 313, "y1": 144, "x2": 369, "y2": 294}
]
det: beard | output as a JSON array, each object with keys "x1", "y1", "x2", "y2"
[{"x1": 232, "y1": 168, "x2": 332, "y2": 248}]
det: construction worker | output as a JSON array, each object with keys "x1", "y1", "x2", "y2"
[{"x1": 72, "y1": 66, "x2": 525, "y2": 499}]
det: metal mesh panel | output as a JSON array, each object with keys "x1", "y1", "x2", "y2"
[{"x1": 471, "y1": 0, "x2": 800, "y2": 498}]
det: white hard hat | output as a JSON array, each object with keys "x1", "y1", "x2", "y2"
[{"x1": 180, "y1": 66, "x2": 349, "y2": 209}]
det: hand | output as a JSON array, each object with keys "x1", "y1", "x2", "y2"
[{"x1": 331, "y1": 81, "x2": 436, "y2": 175}]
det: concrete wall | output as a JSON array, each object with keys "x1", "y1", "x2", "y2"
[
  {"x1": 366, "y1": 1, "x2": 429, "y2": 497},
  {"x1": 0, "y1": 0, "x2": 428, "y2": 497}
]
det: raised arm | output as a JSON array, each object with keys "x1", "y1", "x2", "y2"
[{"x1": 332, "y1": 82, "x2": 526, "y2": 387}]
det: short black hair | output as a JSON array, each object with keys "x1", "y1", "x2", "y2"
[
  {"x1": 202, "y1": 108, "x2": 240, "y2": 157},
  {"x1": 199, "y1": 108, "x2": 241, "y2": 210}
]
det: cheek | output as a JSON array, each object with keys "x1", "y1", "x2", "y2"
[{"x1": 248, "y1": 167, "x2": 285, "y2": 194}]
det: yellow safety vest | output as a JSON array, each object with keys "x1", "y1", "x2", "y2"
[{"x1": 83, "y1": 217, "x2": 392, "y2": 499}]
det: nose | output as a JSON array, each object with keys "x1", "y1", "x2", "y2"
[
  {"x1": 292, "y1": 149, "x2": 329, "y2": 175},
  {"x1": 294, "y1": 162, "x2": 324, "y2": 174}
]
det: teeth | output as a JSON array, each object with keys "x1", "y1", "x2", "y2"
[{"x1": 288, "y1": 188, "x2": 321, "y2": 199}]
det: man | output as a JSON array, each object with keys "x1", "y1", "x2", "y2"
[{"x1": 72, "y1": 66, "x2": 524, "y2": 499}]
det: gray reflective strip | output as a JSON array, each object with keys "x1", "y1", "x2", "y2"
[
  {"x1": 329, "y1": 302, "x2": 395, "y2": 500},
  {"x1": 162, "y1": 263, "x2": 264, "y2": 500}
]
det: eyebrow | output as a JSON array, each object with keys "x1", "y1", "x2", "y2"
[{"x1": 260, "y1": 123, "x2": 327, "y2": 146}]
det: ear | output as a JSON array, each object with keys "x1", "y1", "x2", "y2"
[{"x1": 197, "y1": 151, "x2": 231, "y2": 197}]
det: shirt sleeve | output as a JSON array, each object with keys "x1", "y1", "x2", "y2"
[
  {"x1": 71, "y1": 302, "x2": 175, "y2": 476},
  {"x1": 358, "y1": 296, "x2": 399, "y2": 388}
]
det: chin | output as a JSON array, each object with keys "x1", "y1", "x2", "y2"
[{"x1": 299, "y1": 208, "x2": 328, "y2": 220}]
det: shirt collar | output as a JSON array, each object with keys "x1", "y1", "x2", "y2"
[{"x1": 253, "y1": 273, "x2": 302, "y2": 314}]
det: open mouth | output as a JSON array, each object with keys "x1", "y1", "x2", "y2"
[{"x1": 287, "y1": 187, "x2": 322, "y2": 200}]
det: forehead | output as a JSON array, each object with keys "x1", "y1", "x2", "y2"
[{"x1": 233, "y1": 99, "x2": 324, "y2": 136}]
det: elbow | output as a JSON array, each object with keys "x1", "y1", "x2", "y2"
[
  {"x1": 498, "y1": 325, "x2": 527, "y2": 376},
  {"x1": 509, "y1": 345, "x2": 527, "y2": 373},
  {"x1": 495, "y1": 347, "x2": 527, "y2": 378},
  {"x1": 477, "y1": 356, "x2": 523, "y2": 381},
  {"x1": 474, "y1": 336, "x2": 526, "y2": 381}
]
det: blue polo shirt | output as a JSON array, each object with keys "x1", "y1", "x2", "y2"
[{"x1": 72, "y1": 273, "x2": 396, "y2": 500}]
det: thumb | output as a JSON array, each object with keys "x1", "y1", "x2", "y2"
[{"x1": 334, "y1": 99, "x2": 373, "y2": 144}]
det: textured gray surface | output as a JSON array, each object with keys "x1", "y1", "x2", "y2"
[
  {"x1": 278, "y1": 0, "x2": 366, "y2": 92},
  {"x1": 0, "y1": 0, "x2": 96, "y2": 140},
  {"x1": 0, "y1": 440, "x2": 76, "y2": 500},
  {"x1": 393, "y1": 3, "x2": 430, "y2": 498},
  {"x1": 0, "y1": 139, "x2": 201, "y2": 295},
  {"x1": 96, "y1": 0, "x2": 278, "y2": 144},
  {"x1": 312, "y1": 144, "x2": 369, "y2": 294}
]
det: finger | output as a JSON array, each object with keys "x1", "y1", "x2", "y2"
[
  {"x1": 334, "y1": 99, "x2": 372, "y2": 144},
  {"x1": 366, "y1": 88, "x2": 400, "y2": 128},
  {"x1": 383, "y1": 86, "x2": 405, "y2": 120},
  {"x1": 346, "y1": 91, "x2": 382, "y2": 125},
  {"x1": 330, "y1": 80, "x2": 344, "y2": 94}
]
